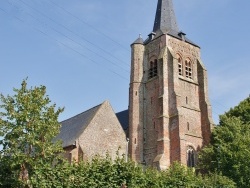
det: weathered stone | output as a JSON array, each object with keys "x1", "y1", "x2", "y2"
[{"x1": 129, "y1": 0, "x2": 213, "y2": 170}]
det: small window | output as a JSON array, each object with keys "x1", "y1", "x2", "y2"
[
  {"x1": 187, "y1": 122, "x2": 190, "y2": 131},
  {"x1": 187, "y1": 146, "x2": 195, "y2": 167},
  {"x1": 148, "y1": 59, "x2": 158, "y2": 79},
  {"x1": 185, "y1": 59, "x2": 192, "y2": 79},
  {"x1": 134, "y1": 138, "x2": 137, "y2": 144},
  {"x1": 177, "y1": 55, "x2": 183, "y2": 76}
]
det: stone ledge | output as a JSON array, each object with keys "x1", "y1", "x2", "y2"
[
  {"x1": 185, "y1": 133, "x2": 203, "y2": 139},
  {"x1": 158, "y1": 114, "x2": 178, "y2": 119},
  {"x1": 130, "y1": 81, "x2": 143, "y2": 84},
  {"x1": 179, "y1": 76, "x2": 199, "y2": 85},
  {"x1": 153, "y1": 154, "x2": 163, "y2": 162},
  {"x1": 146, "y1": 76, "x2": 158, "y2": 83},
  {"x1": 158, "y1": 95, "x2": 163, "y2": 98},
  {"x1": 182, "y1": 105, "x2": 200, "y2": 112},
  {"x1": 157, "y1": 137, "x2": 170, "y2": 142}
]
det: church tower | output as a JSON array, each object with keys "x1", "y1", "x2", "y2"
[{"x1": 129, "y1": 0, "x2": 213, "y2": 170}]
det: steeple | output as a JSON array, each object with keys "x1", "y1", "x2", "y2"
[{"x1": 153, "y1": 0, "x2": 179, "y2": 33}]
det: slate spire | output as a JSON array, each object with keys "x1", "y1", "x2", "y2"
[{"x1": 153, "y1": 0, "x2": 179, "y2": 33}]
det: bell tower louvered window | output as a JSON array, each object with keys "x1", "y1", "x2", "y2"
[
  {"x1": 177, "y1": 54, "x2": 183, "y2": 76},
  {"x1": 148, "y1": 59, "x2": 158, "y2": 79},
  {"x1": 185, "y1": 59, "x2": 192, "y2": 79}
]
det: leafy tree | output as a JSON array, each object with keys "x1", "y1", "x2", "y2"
[
  {"x1": 225, "y1": 96, "x2": 250, "y2": 124},
  {"x1": 30, "y1": 152, "x2": 236, "y2": 188},
  {"x1": 0, "y1": 79, "x2": 64, "y2": 187},
  {"x1": 201, "y1": 172, "x2": 236, "y2": 188},
  {"x1": 198, "y1": 96, "x2": 250, "y2": 188},
  {"x1": 156, "y1": 162, "x2": 235, "y2": 188},
  {"x1": 65, "y1": 154, "x2": 147, "y2": 188},
  {"x1": 0, "y1": 79, "x2": 236, "y2": 187}
]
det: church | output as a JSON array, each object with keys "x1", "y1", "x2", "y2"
[{"x1": 56, "y1": 0, "x2": 213, "y2": 170}]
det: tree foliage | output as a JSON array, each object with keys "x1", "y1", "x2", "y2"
[
  {"x1": 0, "y1": 80, "x2": 236, "y2": 187},
  {"x1": 0, "y1": 79, "x2": 64, "y2": 187},
  {"x1": 225, "y1": 96, "x2": 250, "y2": 124},
  {"x1": 26, "y1": 155, "x2": 236, "y2": 188},
  {"x1": 198, "y1": 96, "x2": 250, "y2": 188}
]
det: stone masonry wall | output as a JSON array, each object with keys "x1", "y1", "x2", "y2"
[
  {"x1": 129, "y1": 43, "x2": 145, "y2": 163},
  {"x1": 77, "y1": 101, "x2": 127, "y2": 160},
  {"x1": 168, "y1": 36, "x2": 211, "y2": 165},
  {"x1": 129, "y1": 33, "x2": 212, "y2": 169}
]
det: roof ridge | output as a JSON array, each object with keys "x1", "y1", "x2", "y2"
[
  {"x1": 85, "y1": 101, "x2": 108, "y2": 129},
  {"x1": 57, "y1": 101, "x2": 108, "y2": 148},
  {"x1": 60, "y1": 102, "x2": 103, "y2": 123}
]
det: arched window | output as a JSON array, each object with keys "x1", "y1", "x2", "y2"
[
  {"x1": 185, "y1": 59, "x2": 192, "y2": 79},
  {"x1": 148, "y1": 59, "x2": 158, "y2": 79},
  {"x1": 187, "y1": 146, "x2": 195, "y2": 167},
  {"x1": 177, "y1": 54, "x2": 183, "y2": 76}
]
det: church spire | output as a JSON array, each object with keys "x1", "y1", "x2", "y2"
[{"x1": 153, "y1": 0, "x2": 179, "y2": 33}]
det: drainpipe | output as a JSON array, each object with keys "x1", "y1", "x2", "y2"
[{"x1": 126, "y1": 138, "x2": 129, "y2": 162}]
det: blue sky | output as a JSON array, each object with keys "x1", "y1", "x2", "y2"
[{"x1": 0, "y1": 0, "x2": 249, "y2": 124}]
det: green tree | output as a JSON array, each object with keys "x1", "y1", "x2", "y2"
[
  {"x1": 0, "y1": 79, "x2": 64, "y2": 187},
  {"x1": 0, "y1": 79, "x2": 237, "y2": 187},
  {"x1": 155, "y1": 162, "x2": 235, "y2": 188},
  {"x1": 53, "y1": 154, "x2": 235, "y2": 188},
  {"x1": 65, "y1": 154, "x2": 147, "y2": 188},
  {"x1": 198, "y1": 96, "x2": 250, "y2": 188},
  {"x1": 225, "y1": 96, "x2": 250, "y2": 124}
]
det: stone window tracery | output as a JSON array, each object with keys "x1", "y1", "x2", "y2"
[
  {"x1": 187, "y1": 146, "x2": 195, "y2": 167},
  {"x1": 148, "y1": 59, "x2": 158, "y2": 79},
  {"x1": 185, "y1": 59, "x2": 192, "y2": 79}
]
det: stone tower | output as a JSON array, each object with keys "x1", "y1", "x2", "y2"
[{"x1": 129, "y1": 0, "x2": 213, "y2": 170}]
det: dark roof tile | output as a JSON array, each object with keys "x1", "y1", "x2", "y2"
[
  {"x1": 116, "y1": 110, "x2": 129, "y2": 130},
  {"x1": 55, "y1": 103, "x2": 102, "y2": 148}
]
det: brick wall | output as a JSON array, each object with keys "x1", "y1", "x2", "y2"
[{"x1": 129, "y1": 33, "x2": 213, "y2": 169}]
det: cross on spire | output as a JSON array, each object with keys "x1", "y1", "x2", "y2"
[{"x1": 153, "y1": 0, "x2": 179, "y2": 33}]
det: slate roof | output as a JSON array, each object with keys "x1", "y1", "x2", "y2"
[
  {"x1": 168, "y1": 30, "x2": 199, "y2": 47},
  {"x1": 116, "y1": 110, "x2": 129, "y2": 131},
  {"x1": 55, "y1": 102, "x2": 129, "y2": 148},
  {"x1": 131, "y1": 36, "x2": 144, "y2": 45},
  {"x1": 153, "y1": 0, "x2": 179, "y2": 33},
  {"x1": 55, "y1": 103, "x2": 102, "y2": 148},
  {"x1": 143, "y1": 0, "x2": 199, "y2": 48}
]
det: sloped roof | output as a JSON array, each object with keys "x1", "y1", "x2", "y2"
[
  {"x1": 153, "y1": 0, "x2": 179, "y2": 33},
  {"x1": 131, "y1": 36, "x2": 144, "y2": 45},
  {"x1": 143, "y1": 0, "x2": 199, "y2": 48},
  {"x1": 116, "y1": 110, "x2": 129, "y2": 130},
  {"x1": 56, "y1": 103, "x2": 102, "y2": 148},
  {"x1": 168, "y1": 30, "x2": 199, "y2": 47}
]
